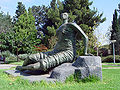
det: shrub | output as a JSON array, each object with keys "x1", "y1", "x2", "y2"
[
  {"x1": 0, "y1": 51, "x2": 17, "y2": 62},
  {"x1": 102, "y1": 55, "x2": 120, "y2": 63},
  {"x1": 81, "y1": 75, "x2": 100, "y2": 83},
  {"x1": 18, "y1": 54, "x2": 30, "y2": 60},
  {"x1": 0, "y1": 51, "x2": 13, "y2": 57},
  {"x1": 65, "y1": 74, "x2": 100, "y2": 83}
]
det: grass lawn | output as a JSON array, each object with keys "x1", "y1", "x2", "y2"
[
  {"x1": 0, "y1": 69, "x2": 120, "y2": 90},
  {"x1": 4, "y1": 60, "x2": 24, "y2": 65},
  {"x1": 102, "y1": 63, "x2": 120, "y2": 68},
  {"x1": 102, "y1": 65, "x2": 120, "y2": 68}
]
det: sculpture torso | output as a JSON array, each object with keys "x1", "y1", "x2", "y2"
[{"x1": 54, "y1": 23, "x2": 76, "y2": 53}]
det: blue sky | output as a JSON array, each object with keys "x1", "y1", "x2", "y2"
[
  {"x1": 0, "y1": 0, "x2": 120, "y2": 45},
  {"x1": 90, "y1": 0, "x2": 120, "y2": 45}
]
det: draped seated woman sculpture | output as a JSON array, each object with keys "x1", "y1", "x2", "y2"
[{"x1": 16, "y1": 13, "x2": 88, "y2": 71}]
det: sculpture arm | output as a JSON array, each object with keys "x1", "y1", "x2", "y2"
[{"x1": 68, "y1": 23, "x2": 88, "y2": 55}]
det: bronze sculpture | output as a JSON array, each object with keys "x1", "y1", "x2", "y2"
[{"x1": 16, "y1": 13, "x2": 88, "y2": 71}]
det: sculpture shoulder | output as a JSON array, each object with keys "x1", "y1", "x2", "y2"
[
  {"x1": 56, "y1": 22, "x2": 81, "y2": 33},
  {"x1": 67, "y1": 23, "x2": 81, "y2": 28}
]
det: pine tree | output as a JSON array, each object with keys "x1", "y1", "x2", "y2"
[
  {"x1": 41, "y1": 0, "x2": 64, "y2": 49},
  {"x1": 111, "y1": 9, "x2": 118, "y2": 40},
  {"x1": 15, "y1": 2, "x2": 26, "y2": 18},
  {"x1": 13, "y1": 2, "x2": 26, "y2": 24},
  {"x1": 31, "y1": 0, "x2": 106, "y2": 54},
  {"x1": 32, "y1": 5, "x2": 48, "y2": 31},
  {"x1": 63, "y1": 0, "x2": 106, "y2": 54},
  {"x1": 14, "y1": 8, "x2": 41, "y2": 54},
  {"x1": 0, "y1": 11, "x2": 13, "y2": 33},
  {"x1": 0, "y1": 9, "x2": 15, "y2": 53},
  {"x1": 111, "y1": 9, "x2": 120, "y2": 54}
]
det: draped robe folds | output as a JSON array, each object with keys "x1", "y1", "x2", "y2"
[{"x1": 22, "y1": 23, "x2": 78, "y2": 71}]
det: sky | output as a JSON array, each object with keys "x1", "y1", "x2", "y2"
[{"x1": 0, "y1": 0, "x2": 120, "y2": 45}]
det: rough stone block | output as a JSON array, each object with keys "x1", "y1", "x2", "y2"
[
  {"x1": 72, "y1": 56, "x2": 102, "y2": 67},
  {"x1": 50, "y1": 56, "x2": 102, "y2": 82},
  {"x1": 75, "y1": 66, "x2": 102, "y2": 80},
  {"x1": 50, "y1": 63, "x2": 77, "y2": 82}
]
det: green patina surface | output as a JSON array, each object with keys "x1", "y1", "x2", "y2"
[{"x1": 16, "y1": 13, "x2": 88, "y2": 71}]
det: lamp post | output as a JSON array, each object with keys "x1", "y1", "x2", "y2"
[{"x1": 111, "y1": 40, "x2": 116, "y2": 63}]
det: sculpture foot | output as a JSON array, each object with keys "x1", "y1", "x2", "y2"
[
  {"x1": 16, "y1": 62, "x2": 41, "y2": 71},
  {"x1": 16, "y1": 66, "x2": 25, "y2": 71},
  {"x1": 85, "y1": 53, "x2": 94, "y2": 56}
]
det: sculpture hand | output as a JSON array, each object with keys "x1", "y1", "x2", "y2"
[{"x1": 85, "y1": 53, "x2": 94, "y2": 56}]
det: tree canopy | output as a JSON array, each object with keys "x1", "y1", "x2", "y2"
[
  {"x1": 110, "y1": 4, "x2": 120, "y2": 55},
  {"x1": 0, "y1": 0, "x2": 106, "y2": 55}
]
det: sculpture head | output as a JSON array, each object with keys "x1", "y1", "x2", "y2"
[{"x1": 61, "y1": 13, "x2": 68, "y2": 24}]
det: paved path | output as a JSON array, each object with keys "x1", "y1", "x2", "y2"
[
  {"x1": 103, "y1": 67, "x2": 120, "y2": 69},
  {"x1": 102, "y1": 63, "x2": 120, "y2": 66},
  {"x1": 0, "y1": 63, "x2": 120, "y2": 70},
  {"x1": 102, "y1": 63, "x2": 120, "y2": 69},
  {"x1": 0, "y1": 64, "x2": 17, "y2": 69}
]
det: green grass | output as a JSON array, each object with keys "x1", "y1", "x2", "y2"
[
  {"x1": 0, "y1": 69, "x2": 120, "y2": 90},
  {"x1": 5, "y1": 60, "x2": 24, "y2": 65},
  {"x1": 102, "y1": 65, "x2": 120, "y2": 68},
  {"x1": 102, "y1": 63, "x2": 120, "y2": 65},
  {"x1": 102, "y1": 63, "x2": 120, "y2": 68}
]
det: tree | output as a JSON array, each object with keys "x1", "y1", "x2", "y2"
[
  {"x1": 110, "y1": 6, "x2": 120, "y2": 55},
  {"x1": 111, "y1": 9, "x2": 118, "y2": 41},
  {"x1": 31, "y1": 0, "x2": 106, "y2": 54},
  {"x1": 0, "y1": 8, "x2": 14, "y2": 53},
  {"x1": 40, "y1": 0, "x2": 64, "y2": 49},
  {"x1": 63, "y1": 0, "x2": 106, "y2": 55},
  {"x1": 13, "y1": 2, "x2": 26, "y2": 24},
  {"x1": 13, "y1": 8, "x2": 41, "y2": 54},
  {"x1": 32, "y1": 5, "x2": 48, "y2": 31},
  {"x1": 0, "y1": 10, "x2": 13, "y2": 33}
]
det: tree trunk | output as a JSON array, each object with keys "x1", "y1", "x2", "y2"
[{"x1": 17, "y1": 48, "x2": 19, "y2": 62}]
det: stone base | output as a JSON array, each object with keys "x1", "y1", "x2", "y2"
[
  {"x1": 50, "y1": 63, "x2": 77, "y2": 82},
  {"x1": 5, "y1": 56, "x2": 102, "y2": 82},
  {"x1": 50, "y1": 56, "x2": 102, "y2": 82},
  {"x1": 5, "y1": 70, "x2": 57, "y2": 83}
]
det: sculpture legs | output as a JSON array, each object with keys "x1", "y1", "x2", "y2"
[
  {"x1": 16, "y1": 50, "x2": 74, "y2": 71},
  {"x1": 16, "y1": 62, "x2": 41, "y2": 71}
]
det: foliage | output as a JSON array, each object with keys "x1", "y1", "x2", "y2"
[
  {"x1": 0, "y1": 50, "x2": 13, "y2": 57},
  {"x1": 34, "y1": 44, "x2": 48, "y2": 52},
  {"x1": 65, "y1": 73, "x2": 100, "y2": 83},
  {"x1": 31, "y1": 5, "x2": 48, "y2": 32},
  {"x1": 102, "y1": 55, "x2": 120, "y2": 63},
  {"x1": 0, "y1": 10, "x2": 13, "y2": 33},
  {"x1": 0, "y1": 50, "x2": 17, "y2": 63},
  {"x1": 63, "y1": 0, "x2": 106, "y2": 31},
  {"x1": 0, "y1": 0, "x2": 106, "y2": 55},
  {"x1": 13, "y1": 7, "x2": 41, "y2": 54},
  {"x1": 0, "y1": 3, "x2": 41, "y2": 54},
  {"x1": 30, "y1": 0, "x2": 106, "y2": 54},
  {"x1": 0, "y1": 32, "x2": 16, "y2": 53},
  {"x1": 13, "y1": 2, "x2": 26, "y2": 24},
  {"x1": 76, "y1": 40, "x2": 84, "y2": 55},
  {"x1": 63, "y1": 0, "x2": 106, "y2": 55},
  {"x1": 110, "y1": 4, "x2": 120, "y2": 55}
]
